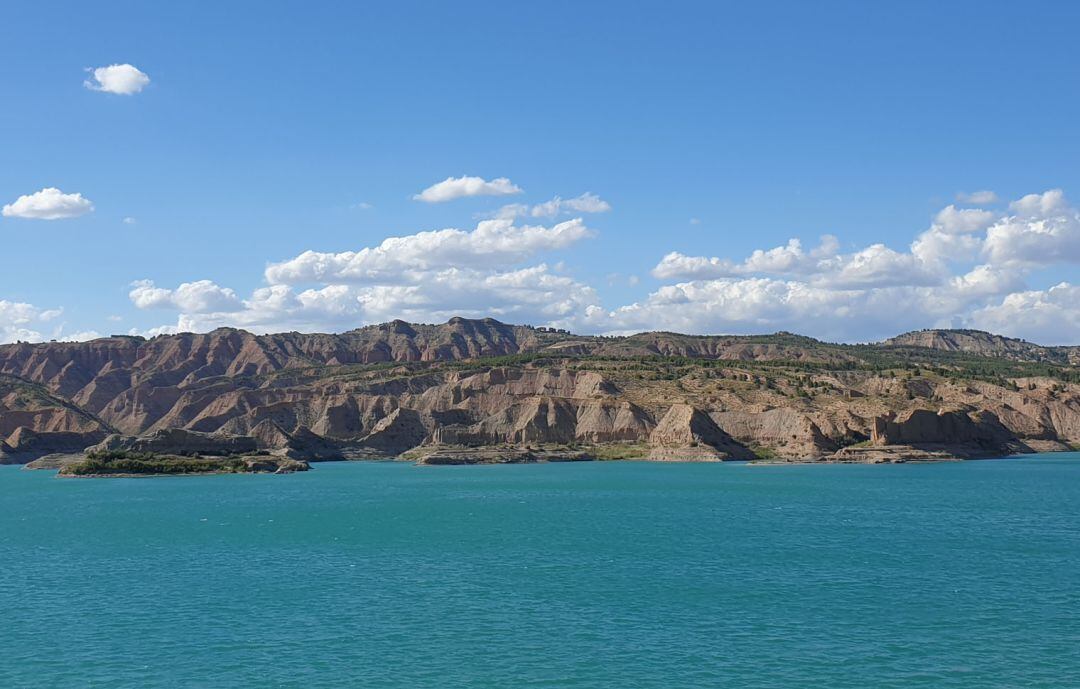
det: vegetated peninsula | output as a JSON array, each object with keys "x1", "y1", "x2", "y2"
[{"x1": 0, "y1": 318, "x2": 1077, "y2": 475}]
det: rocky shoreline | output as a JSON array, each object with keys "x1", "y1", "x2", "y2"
[{"x1": 14, "y1": 436, "x2": 1074, "y2": 477}]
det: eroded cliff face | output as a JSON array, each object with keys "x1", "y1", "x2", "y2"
[
  {"x1": 0, "y1": 375, "x2": 108, "y2": 463},
  {"x1": 648, "y1": 404, "x2": 754, "y2": 461},
  {"x1": 713, "y1": 409, "x2": 836, "y2": 458},
  {"x1": 870, "y1": 409, "x2": 1029, "y2": 457},
  {"x1": 1, "y1": 319, "x2": 1078, "y2": 464},
  {"x1": 92, "y1": 428, "x2": 258, "y2": 456}
]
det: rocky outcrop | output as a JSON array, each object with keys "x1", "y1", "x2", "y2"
[
  {"x1": 0, "y1": 375, "x2": 110, "y2": 461},
  {"x1": 806, "y1": 409, "x2": 871, "y2": 446},
  {"x1": 358, "y1": 408, "x2": 429, "y2": 454},
  {"x1": 712, "y1": 408, "x2": 836, "y2": 458},
  {"x1": 829, "y1": 445, "x2": 960, "y2": 463},
  {"x1": 869, "y1": 408, "x2": 1029, "y2": 458},
  {"x1": 574, "y1": 400, "x2": 654, "y2": 442},
  {"x1": 431, "y1": 396, "x2": 654, "y2": 449},
  {"x1": 648, "y1": 404, "x2": 753, "y2": 461},
  {"x1": 960, "y1": 379, "x2": 1080, "y2": 444},
  {"x1": 22, "y1": 453, "x2": 85, "y2": 470},
  {"x1": 238, "y1": 457, "x2": 309, "y2": 474},
  {"x1": 249, "y1": 420, "x2": 343, "y2": 460},
  {"x1": 434, "y1": 397, "x2": 578, "y2": 446},
  {"x1": 90, "y1": 428, "x2": 258, "y2": 456},
  {"x1": 0, "y1": 406, "x2": 103, "y2": 437},
  {"x1": 411, "y1": 446, "x2": 590, "y2": 465},
  {"x1": 0, "y1": 427, "x2": 106, "y2": 463}
]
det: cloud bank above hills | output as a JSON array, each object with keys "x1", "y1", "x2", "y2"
[
  {"x1": 4, "y1": 183, "x2": 1079, "y2": 346},
  {"x1": 107, "y1": 187, "x2": 1080, "y2": 346}
]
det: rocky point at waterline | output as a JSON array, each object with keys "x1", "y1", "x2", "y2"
[{"x1": 0, "y1": 317, "x2": 1077, "y2": 470}]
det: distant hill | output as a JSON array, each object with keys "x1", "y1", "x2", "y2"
[{"x1": 883, "y1": 329, "x2": 1080, "y2": 365}]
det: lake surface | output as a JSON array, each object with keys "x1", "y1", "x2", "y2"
[{"x1": 2, "y1": 454, "x2": 1079, "y2": 688}]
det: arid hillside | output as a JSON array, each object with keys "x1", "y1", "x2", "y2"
[{"x1": 2, "y1": 318, "x2": 1077, "y2": 465}]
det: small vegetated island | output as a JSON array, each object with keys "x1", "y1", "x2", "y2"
[
  {"x1": 0, "y1": 318, "x2": 1077, "y2": 476},
  {"x1": 58, "y1": 449, "x2": 308, "y2": 477}
]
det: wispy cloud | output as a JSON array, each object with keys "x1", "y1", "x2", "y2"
[
  {"x1": 957, "y1": 190, "x2": 999, "y2": 204},
  {"x1": 486, "y1": 193, "x2": 612, "y2": 220},
  {"x1": 530, "y1": 193, "x2": 611, "y2": 218},
  {"x1": 0, "y1": 300, "x2": 97, "y2": 343}
]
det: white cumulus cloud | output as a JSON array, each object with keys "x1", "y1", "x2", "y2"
[
  {"x1": 84, "y1": 64, "x2": 150, "y2": 95},
  {"x1": 122, "y1": 187, "x2": 1080, "y2": 345},
  {"x1": 413, "y1": 175, "x2": 522, "y2": 203},
  {"x1": 608, "y1": 189, "x2": 1080, "y2": 342},
  {"x1": 129, "y1": 280, "x2": 243, "y2": 313},
  {"x1": 983, "y1": 191, "x2": 1080, "y2": 267},
  {"x1": 968, "y1": 282, "x2": 1080, "y2": 345},
  {"x1": 2, "y1": 188, "x2": 94, "y2": 220},
  {"x1": 1009, "y1": 189, "x2": 1068, "y2": 217},
  {"x1": 651, "y1": 236, "x2": 839, "y2": 281},
  {"x1": 133, "y1": 265, "x2": 597, "y2": 336},
  {"x1": 932, "y1": 205, "x2": 996, "y2": 235},
  {"x1": 264, "y1": 218, "x2": 593, "y2": 285},
  {"x1": 130, "y1": 215, "x2": 601, "y2": 335}
]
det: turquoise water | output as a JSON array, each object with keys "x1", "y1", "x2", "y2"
[{"x1": 2, "y1": 455, "x2": 1079, "y2": 688}]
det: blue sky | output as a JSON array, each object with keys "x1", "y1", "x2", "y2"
[{"x1": 2, "y1": 1, "x2": 1079, "y2": 343}]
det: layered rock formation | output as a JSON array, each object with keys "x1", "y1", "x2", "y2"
[
  {"x1": 1, "y1": 427, "x2": 106, "y2": 463},
  {"x1": 829, "y1": 410, "x2": 1032, "y2": 464},
  {"x1": 0, "y1": 318, "x2": 1077, "y2": 465},
  {"x1": 90, "y1": 428, "x2": 259, "y2": 456},
  {"x1": 872, "y1": 409, "x2": 1015, "y2": 448},
  {"x1": 647, "y1": 404, "x2": 754, "y2": 461},
  {"x1": 249, "y1": 421, "x2": 344, "y2": 460},
  {"x1": 713, "y1": 409, "x2": 836, "y2": 459}
]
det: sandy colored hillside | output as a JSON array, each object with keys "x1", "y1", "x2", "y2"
[{"x1": 1, "y1": 319, "x2": 1077, "y2": 465}]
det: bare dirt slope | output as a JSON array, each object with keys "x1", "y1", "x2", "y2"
[{"x1": 2, "y1": 319, "x2": 1077, "y2": 464}]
